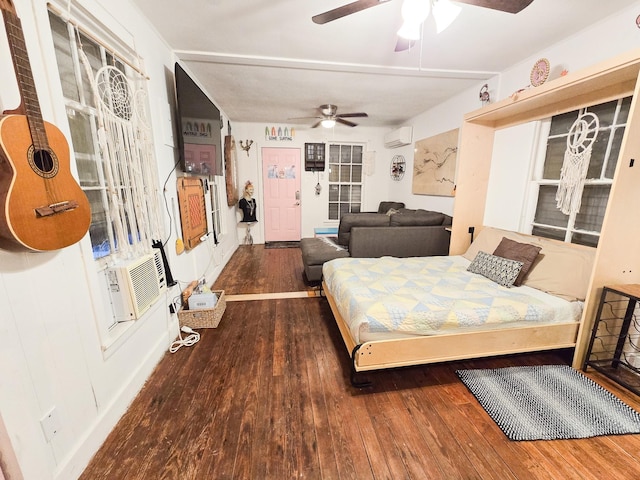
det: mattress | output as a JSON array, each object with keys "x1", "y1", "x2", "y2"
[{"x1": 322, "y1": 255, "x2": 583, "y2": 344}]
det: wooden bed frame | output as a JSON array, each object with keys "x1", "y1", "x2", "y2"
[{"x1": 323, "y1": 280, "x2": 580, "y2": 386}]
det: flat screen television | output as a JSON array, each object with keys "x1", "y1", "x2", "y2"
[{"x1": 174, "y1": 63, "x2": 223, "y2": 176}]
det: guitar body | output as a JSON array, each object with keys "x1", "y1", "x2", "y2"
[{"x1": 0, "y1": 115, "x2": 91, "y2": 251}]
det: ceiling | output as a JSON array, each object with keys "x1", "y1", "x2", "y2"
[{"x1": 131, "y1": 0, "x2": 637, "y2": 128}]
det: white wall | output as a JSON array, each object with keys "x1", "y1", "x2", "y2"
[
  {"x1": 230, "y1": 122, "x2": 391, "y2": 242},
  {"x1": 1, "y1": 1, "x2": 639, "y2": 479},
  {"x1": 401, "y1": 1, "x2": 640, "y2": 225},
  {"x1": 0, "y1": 1, "x2": 238, "y2": 479}
]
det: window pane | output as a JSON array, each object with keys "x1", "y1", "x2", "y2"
[
  {"x1": 339, "y1": 165, "x2": 350, "y2": 182},
  {"x1": 340, "y1": 146, "x2": 351, "y2": 163},
  {"x1": 351, "y1": 185, "x2": 362, "y2": 203},
  {"x1": 329, "y1": 144, "x2": 340, "y2": 161},
  {"x1": 328, "y1": 203, "x2": 338, "y2": 220},
  {"x1": 339, "y1": 203, "x2": 349, "y2": 219},
  {"x1": 339, "y1": 185, "x2": 350, "y2": 201},
  {"x1": 328, "y1": 184, "x2": 339, "y2": 202},
  {"x1": 617, "y1": 97, "x2": 632, "y2": 124},
  {"x1": 85, "y1": 190, "x2": 111, "y2": 259},
  {"x1": 531, "y1": 225, "x2": 565, "y2": 242},
  {"x1": 605, "y1": 128, "x2": 623, "y2": 179},
  {"x1": 79, "y1": 35, "x2": 102, "y2": 109},
  {"x1": 534, "y1": 185, "x2": 569, "y2": 227},
  {"x1": 351, "y1": 204, "x2": 361, "y2": 213},
  {"x1": 586, "y1": 135, "x2": 607, "y2": 179},
  {"x1": 352, "y1": 164, "x2": 362, "y2": 182},
  {"x1": 328, "y1": 164, "x2": 339, "y2": 182},
  {"x1": 352, "y1": 146, "x2": 363, "y2": 163},
  {"x1": 542, "y1": 137, "x2": 566, "y2": 179},
  {"x1": 549, "y1": 111, "x2": 578, "y2": 136},
  {"x1": 49, "y1": 13, "x2": 79, "y2": 102},
  {"x1": 586, "y1": 100, "x2": 617, "y2": 128},
  {"x1": 571, "y1": 232, "x2": 599, "y2": 248},
  {"x1": 66, "y1": 109, "x2": 100, "y2": 186},
  {"x1": 574, "y1": 185, "x2": 610, "y2": 232}
]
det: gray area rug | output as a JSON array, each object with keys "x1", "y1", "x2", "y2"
[{"x1": 456, "y1": 364, "x2": 640, "y2": 441}]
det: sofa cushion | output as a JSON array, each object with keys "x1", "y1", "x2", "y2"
[
  {"x1": 337, "y1": 213, "x2": 390, "y2": 246},
  {"x1": 389, "y1": 209, "x2": 445, "y2": 227},
  {"x1": 300, "y1": 237, "x2": 349, "y2": 265},
  {"x1": 377, "y1": 201, "x2": 405, "y2": 214}
]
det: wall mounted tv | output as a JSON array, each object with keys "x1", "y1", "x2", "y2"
[{"x1": 174, "y1": 63, "x2": 223, "y2": 176}]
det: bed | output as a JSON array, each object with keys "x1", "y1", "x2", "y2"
[{"x1": 322, "y1": 227, "x2": 596, "y2": 386}]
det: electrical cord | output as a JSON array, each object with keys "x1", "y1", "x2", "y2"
[{"x1": 169, "y1": 326, "x2": 200, "y2": 353}]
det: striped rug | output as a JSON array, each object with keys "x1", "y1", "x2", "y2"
[{"x1": 456, "y1": 364, "x2": 640, "y2": 441}]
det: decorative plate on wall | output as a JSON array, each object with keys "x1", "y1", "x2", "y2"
[
  {"x1": 390, "y1": 155, "x2": 405, "y2": 181},
  {"x1": 530, "y1": 58, "x2": 550, "y2": 87}
]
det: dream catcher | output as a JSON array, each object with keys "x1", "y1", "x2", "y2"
[{"x1": 556, "y1": 112, "x2": 599, "y2": 216}]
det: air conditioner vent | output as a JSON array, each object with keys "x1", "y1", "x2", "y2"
[
  {"x1": 106, "y1": 254, "x2": 162, "y2": 321},
  {"x1": 384, "y1": 126, "x2": 413, "y2": 149}
]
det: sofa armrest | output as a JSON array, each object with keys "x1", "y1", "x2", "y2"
[{"x1": 349, "y1": 226, "x2": 451, "y2": 258}]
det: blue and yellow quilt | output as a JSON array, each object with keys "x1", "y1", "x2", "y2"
[{"x1": 323, "y1": 256, "x2": 582, "y2": 344}]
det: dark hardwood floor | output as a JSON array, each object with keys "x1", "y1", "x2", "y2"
[{"x1": 80, "y1": 245, "x2": 640, "y2": 479}]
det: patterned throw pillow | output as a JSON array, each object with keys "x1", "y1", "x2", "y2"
[{"x1": 467, "y1": 251, "x2": 524, "y2": 288}]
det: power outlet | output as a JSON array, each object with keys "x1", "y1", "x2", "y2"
[{"x1": 40, "y1": 407, "x2": 61, "y2": 442}]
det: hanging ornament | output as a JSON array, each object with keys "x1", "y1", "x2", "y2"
[{"x1": 556, "y1": 112, "x2": 599, "y2": 215}]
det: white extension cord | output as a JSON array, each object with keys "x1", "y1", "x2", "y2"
[{"x1": 169, "y1": 325, "x2": 200, "y2": 353}]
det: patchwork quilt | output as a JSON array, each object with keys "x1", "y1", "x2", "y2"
[{"x1": 322, "y1": 256, "x2": 582, "y2": 344}]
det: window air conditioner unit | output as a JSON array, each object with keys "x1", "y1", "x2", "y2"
[
  {"x1": 384, "y1": 126, "x2": 413, "y2": 149},
  {"x1": 106, "y1": 252, "x2": 165, "y2": 322}
]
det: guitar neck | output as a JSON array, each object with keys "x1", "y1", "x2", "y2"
[{"x1": 2, "y1": 4, "x2": 49, "y2": 151}]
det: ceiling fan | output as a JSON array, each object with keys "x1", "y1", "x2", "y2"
[
  {"x1": 312, "y1": 0, "x2": 534, "y2": 25},
  {"x1": 292, "y1": 104, "x2": 369, "y2": 128},
  {"x1": 312, "y1": 0, "x2": 534, "y2": 51}
]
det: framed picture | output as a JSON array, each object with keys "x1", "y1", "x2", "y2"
[{"x1": 412, "y1": 129, "x2": 458, "y2": 196}]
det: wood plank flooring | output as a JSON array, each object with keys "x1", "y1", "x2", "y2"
[{"x1": 80, "y1": 245, "x2": 640, "y2": 479}]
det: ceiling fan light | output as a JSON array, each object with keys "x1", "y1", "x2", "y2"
[
  {"x1": 432, "y1": 0, "x2": 461, "y2": 33},
  {"x1": 397, "y1": 21, "x2": 421, "y2": 40},
  {"x1": 321, "y1": 118, "x2": 336, "y2": 128},
  {"x1": 400, "y1": 0, "x2": 430, "y2": 23}
]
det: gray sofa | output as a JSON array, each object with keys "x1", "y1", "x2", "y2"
[{"x1": 300, "y1": 206, "x2": 452, "y2": 283}]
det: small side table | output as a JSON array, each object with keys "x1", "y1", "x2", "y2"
[
  {"x1": 583, "y1": 284, "x2": 640, "y2": 396},
  {"x1": 314, "y1": 227, "x2": 338, "y2": 237}
]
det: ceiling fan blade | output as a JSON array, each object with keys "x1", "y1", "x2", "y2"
[
  {"x1": 394, "y1": 37, "x2": 416, "y2": 52},
  {"x1": 312, "y1": 0, "x2": 392, "y2": 25},
  {"x1": 454, "y1": 0, "x2": 534, "y2": 14},
  {"x1": 311, "y1": 120, "x2": 323, "y2": 128},
  {"x1": 336, "y1": 118, "x2": 358, "y2": 127},
  {"x1": 337, "y1": 112, "x2": 368, "y2": 118}
]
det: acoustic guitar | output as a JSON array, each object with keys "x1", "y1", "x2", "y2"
[{"x1": 0, "y1": 0, "x2": 90, "y2": 252}]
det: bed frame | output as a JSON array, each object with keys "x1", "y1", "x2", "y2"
[{"x1": 323, "y1": 280, "x2": 581, "y2": 387}]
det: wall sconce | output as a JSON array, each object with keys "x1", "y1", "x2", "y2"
[{"x1": 239, "y1": 140, "x2": 253, "y2": 156}]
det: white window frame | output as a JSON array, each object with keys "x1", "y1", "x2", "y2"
[
  {"x1": 47, "y1": 3, "x2": 163, "y2": 341},
  {"x1": 327, "y1": 143, "x2": 365, "y2": 220},
  {"x1": 526, "y1": 98, "x2": 629, "y2": 247}
]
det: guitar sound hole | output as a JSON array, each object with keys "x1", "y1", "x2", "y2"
[{"x1": 28, "y1": 146, "x2": 59, "y2": 179}]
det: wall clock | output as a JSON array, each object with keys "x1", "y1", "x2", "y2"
[
  {"x1": 530, "y1": 58, "x2": 550, "y2": 87},
  {"x1": 390, "y1": 155, "x2": 405, "y2": 181}
]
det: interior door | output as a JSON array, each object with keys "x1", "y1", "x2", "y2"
[{"x1": 262, "y1": 148, "x2": 301, "y2": 241}]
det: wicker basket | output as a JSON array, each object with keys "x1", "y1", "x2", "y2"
[{"x1": 178, "y1": 290, "x2": 226, "y2": 329}]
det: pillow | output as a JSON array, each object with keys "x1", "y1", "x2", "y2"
[
  {"x1": 463, "y1": 226, "x2": 542, "y2": 261},
  {"x1": 493, "y1": 237, "x2": 542, "y2": 286},
  {"x1": 467, "y1": 251, "x2": 523, "y2": 288},
  {"x1": 522, "y1": 238, "x2": 595, "y2": 301}
]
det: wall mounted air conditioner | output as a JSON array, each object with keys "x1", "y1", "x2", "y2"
[
  {"x1": 106, "y1": 252, "x2": 165, "y2": 322},
  {"x1": 384, "y1": 126, "x2": 413, "y2": 149}
]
